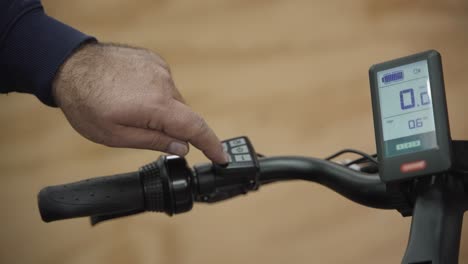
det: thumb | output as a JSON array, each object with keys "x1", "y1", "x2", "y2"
[{"x1": 111, "y1": 125, "x2": 189, "y2": 156}]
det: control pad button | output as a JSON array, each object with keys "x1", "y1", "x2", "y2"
[
  {"x1": 222, "y1": 142, "x2": 228, "y2": 152},
  {"x1": 231, "y1": 145, "x2": 249, "y2": 154},
  {"x1": 234, "y1": 154, "x2": 252, "y2": 162},
  {"x1": 229, "y1": 138, "x2": 246, "y2": 147}
]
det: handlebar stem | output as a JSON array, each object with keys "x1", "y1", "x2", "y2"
[{"x1": 402, "y1": 174, "x2": 467, "y2": 264}]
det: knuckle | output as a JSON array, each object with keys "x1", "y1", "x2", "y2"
[
  {"x1": 157, "y1": 67, "x2": 172, "y2": 83},
  {"x1": 159, "y1": 59, "x2": 171, "y2": 72},
  {"x1": 151, "y1": 53, "x2": 170, "y2": 71},
  {"x1": 191, "y1": 115, "x2": 208, "y2": 138},
  {"x1": 145, "y1": 116, "x2": 163, "y2": 130},
  {"x1": 148, "y1": 66, "x2": 173, "y2": 92},
  {"x1": 147, "y1": 95, "x2": 171, "y2": 112},
  {"x1": 145, "y1": 51, "x2": 170, "y2": 72}
]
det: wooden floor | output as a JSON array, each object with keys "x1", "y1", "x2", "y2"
[{"x1": 1, "y1": 0, "x2": 468, "y2": 263}]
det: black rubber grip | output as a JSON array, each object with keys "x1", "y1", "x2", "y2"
[{"x1": 38, "y1": 172, "x2": 145, "y2": 222}]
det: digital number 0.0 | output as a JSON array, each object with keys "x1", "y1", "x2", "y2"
[{"x1": 400, "y1": 89, "x2": 431, "y2": 110}]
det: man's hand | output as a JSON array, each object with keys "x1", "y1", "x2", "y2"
[{"x1": 53, "y1": 43, "x2": 228, "y2": 164}]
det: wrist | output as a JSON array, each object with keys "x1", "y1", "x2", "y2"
[{"x1": 52, "y1": 41, "x2": 101, "y2": 107}]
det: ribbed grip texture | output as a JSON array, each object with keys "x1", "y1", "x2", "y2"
[
  {"x1": 38, "y1": 172, "x2": 144, "y2": 222},
  {"x1": 140, "y1": 161, "x2": 164, "y2": 212}
]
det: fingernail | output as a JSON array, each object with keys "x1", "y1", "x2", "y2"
[{"x1": 168, "y1": 142, "x2": 188, "y2": 156}]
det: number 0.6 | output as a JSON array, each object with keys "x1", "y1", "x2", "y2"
[{"x1": 408, "y1": 118, "x2": 423, "y2": 129}]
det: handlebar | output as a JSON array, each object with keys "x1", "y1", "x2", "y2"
[
  {"x1": 38, "y1": 155, "x2": 408, "y2": 223},
  {"x1": 37, "y1": 140, "x2": 468, "y2": 264},
  {"x1": 258, "y1": 157, "x2": 400, "y2": 209}
]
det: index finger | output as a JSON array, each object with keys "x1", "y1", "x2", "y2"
[{"x1": 161, "y1": 100, "x2": 228, "y2": 164}]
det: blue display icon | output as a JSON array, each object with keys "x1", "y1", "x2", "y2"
[{"x1": 382, "y1": 71, "x2": 404, "y2": 84}]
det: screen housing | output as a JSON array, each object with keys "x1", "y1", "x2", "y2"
[{"x1": 369, "y1": 50, "x2": 452, "y2": 182}]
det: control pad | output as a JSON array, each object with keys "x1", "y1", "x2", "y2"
[
  {"x1": 222, "y1": 137, "x2": 255, "y2": 165},
  {"x1": 197, "y1": 136, "x2": 260, "y2": 203},
  {"x1": 213, "y1": 136, "x2": 260, "y2": 193}
]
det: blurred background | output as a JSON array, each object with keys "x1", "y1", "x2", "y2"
[{"x1": 1, "y1": 0, "x2": 468, "y2": 263}]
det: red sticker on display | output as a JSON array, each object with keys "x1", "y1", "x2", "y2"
[{"x1": 400, "y1": 160, "x2": 427, "y2": 173}]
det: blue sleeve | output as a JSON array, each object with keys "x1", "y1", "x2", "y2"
[{"x1": 0, "y1": 0, "x2": 96, "y2": 107}]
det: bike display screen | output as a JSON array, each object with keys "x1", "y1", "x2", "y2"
[
  {"x1": 376, "y1": 60, "x2": 437, "y2": 157},
  {"x1": 370, "y1": 50, "x2": 452, "y2": 182}
]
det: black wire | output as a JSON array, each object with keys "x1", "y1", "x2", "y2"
[
  {"x1": 324, "y1": 149, "x2": 378, "y2": 165},
  {"x1": 345, "y1": 154, "x2": 378, "y2": 167}
]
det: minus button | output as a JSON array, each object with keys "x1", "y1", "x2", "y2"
[{"x1": 234, "y1": 154, "x2": 252, "y2": 162}]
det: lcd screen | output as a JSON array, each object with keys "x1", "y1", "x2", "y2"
[{"x1": 377, "y1": 60, "x2": 437, "y2": 157}]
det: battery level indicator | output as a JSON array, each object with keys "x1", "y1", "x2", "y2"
[{"x1": 382, "y1": 71, "x2": 404, "y2": 84}]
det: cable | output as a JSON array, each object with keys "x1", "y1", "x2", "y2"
[
  {"x1": 325, "y1": 149, "x2": 378, "y2": 165},
  {"x1": 345, "y1": 154, "x2": 378, "y2": 167}
]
